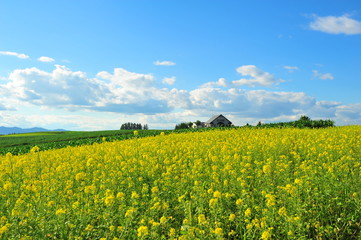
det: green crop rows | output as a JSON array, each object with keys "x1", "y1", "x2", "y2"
[{"x1": 0, "y1": 130, "x2": 162, "y2": 155}]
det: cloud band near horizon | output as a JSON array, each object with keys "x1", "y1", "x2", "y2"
[{"x1": 0, "y1": 64, "x2": 360, "y2": 129}]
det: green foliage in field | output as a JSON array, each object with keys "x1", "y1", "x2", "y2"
[
  {"x1": 0, "y1": 130, "x2": 161, "y2": 155},
  {"x1": 0, "y1": 128, "x2": 222, "y2": 155},
  {"x1": 255, "y1": 116, "x2": 335, "y2": 129}
]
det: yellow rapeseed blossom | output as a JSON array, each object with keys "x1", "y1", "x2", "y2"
[
  {"x1": 0, "y1": 224, "x2": 10, "y2": 235},
  {"x1": 169, "y1": 228, "x2": 176, "y2": 237},
  {"x1": 131, "y1": 191, "x2": 139, "y2": 199},
  {"x1": 262, "y1": 165, "x2": 272, "y2": 174},
  {"x1": 229, "y1": 213, "x2": 236, "y2": 221},
  {"x1": 209, "y1": 198, "x2": 218, "y2": 208},
  {"x1": 261, "y1": 228, "x2": 272, "y2": 240},
  {"x1": 55, "y1": 208, "x2": 66, "y2": 216},
  {"x1": 213, "y1": 191, "x2": 221, "y2": 198},
  {"x1": 75, "y1": 172, "x2": 86, "y2": 181},
  {"x1": 214, "y1": 227, "x2": 223, "y2": 236},
  {"x1": 84, "y1": 185, "x2": 96, "y2": 194},
  {"x1": 294, "y1": 178, "x2": 303, "y2": 185},
  {"x1": 236, "y1": 198, "x2": 244, "y2": 206},
  {"x1": 30, "y1": 146, "x2": 40, "y2": 153},
  {"x1": 125, "y1": 208, "x2": 136, "y2": 217},
  {"x1": 160, "y1": 216, "x2": 168, "y2": 224},
  {"x1": 137, "y1": 225, "x2": 149, "y2": 237},
  {"x1": 265, "y1": 194, "x2": 276, "y2": 207},
  {"x1": 151, "y1": 186, "x2": 159, "y2": 194},
  {"x1": 72, "y1": 201, "x2": 80, "y2": 209},
  {"x1": 278, "y1": 207, "x2": 287, "y2": 217},
  {"x1": 3, "y1": 182, "x2": 12, "y2": 190},
  {"x1": 85, "y1": 224, "x2": 93, "y2": 231},
  {"x1": 116, "y1": 192, "x2": 125, "y2": 198},
  {"x1": 198, "y1": 214, "x2": 207, "y2": 224},
  {"x1": 0, "y1": 126, "x2": 359, "y2": 239},
  {"x1": 244, "y1": 208, "x2": 252, "y2": 217}
]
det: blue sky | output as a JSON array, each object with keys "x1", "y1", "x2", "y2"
[{"x1": 0, "y1": 0, "x2": 360, "y2": 130}]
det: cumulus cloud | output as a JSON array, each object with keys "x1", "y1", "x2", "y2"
[
  {"x1": 91, "y1": 68, "x2": 171, "y2": 113},
  {"x1": 0, "y1": 103, "x2": 7, "y2": 110},
  {"x1": 232, "y1": 65, "x2": 285, "y2": 87},
  {"x1": 162, "y1": 76, "x2": 176, "y2": 85},
  {"x1": 0, "y1": 51, "x2": 29, "y2": 59},
  {"x1": 1, "y1": 64, "x2": 360, "y2": 128},
  {"x1": 38, "y1": 56, "x2": 55, "y2": 62},
  {"x1": 189, "y1": 87, "x2": 316, "y2": 118},
  {"x1": 154, "y1": 60, "x2": 176, "y2": 66},
  {"x1": 303, "y1": 101, "x2": 341, "y2": 118},
  {"x1": 312, "y1": 70, "x2": 334, "y2": 80},
  {"x1": 310, "y1": 14, "x2": 361, "y2": 35},
  {"x1": 336, "y1": 103, "x2": 361, "y2": 124},
  {"x1": 4, "y1": 65, "x2": 108, "y2": 108},
  {"x1": 201, "y1": 78, "x2": 227, "y2": 88},
  {"x1": 1, "y1": 65, "x2": 179, "y2": 114}
]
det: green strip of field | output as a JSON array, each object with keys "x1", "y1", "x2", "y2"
[
  {"x1": 0, "y1": 132, "x2": 64, "y2": 137},
  {"x1": 0, "y1": 128, "x2": 221, "y2": 155},
  {"x1": 0, "y1": 130, "x2": 164, "y2": 155}
]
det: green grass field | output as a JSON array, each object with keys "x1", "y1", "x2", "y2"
[
  {"x1": 0, "y1": 132, "x2": 63, "y2": 137},
  {"x1": 0, "y1": 130, "x2": 164, "y2": 155},
  {"x1": 0, "y1": 128, "x2": 218, "y2": 155},
  {"x1": 0, "y1": 126, "x2": 360, "y2": 239}
]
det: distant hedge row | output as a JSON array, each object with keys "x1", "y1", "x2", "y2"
[
  {"x1": 254, "y1": 116, "x2": 335, "y2": 129},
  {"x1": 176, "y1": 116, "x2": 335, "y2": 130}
]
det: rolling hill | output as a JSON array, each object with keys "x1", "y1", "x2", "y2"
[{"x1": 0, "y1": 126, "x2": 66, "y2": 135}]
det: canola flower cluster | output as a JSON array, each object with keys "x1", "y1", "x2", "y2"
[{"x1": 0, "y1": 126, "x2": 360, "y2": 239}]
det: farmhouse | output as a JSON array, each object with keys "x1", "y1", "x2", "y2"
[{"x1": 192, "y1": 114, "x2": 233, "y2": 128}]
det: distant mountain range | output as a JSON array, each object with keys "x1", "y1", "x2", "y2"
[{"x1": 0, "y1": 126, "x2": 67, "y2": 135}]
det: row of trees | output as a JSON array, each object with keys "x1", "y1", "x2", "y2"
[
  {"x1": 120, "y1": 122, "x2": 149, "y2": 130},
  {"x1": 254, "y1": 116, "x2": 335, "y2": 128},
  {"x1": 175, "y1": 120, "x2": 204, "y2": 130},
  {"x1": 175, "y1": 116, "x2": 334, "y2": 130},
  {"x1": 175, "y1": 122, "x2": 194, "y2": 130}
]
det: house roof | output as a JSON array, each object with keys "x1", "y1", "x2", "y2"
[{"x1": 206, "y1": 114, "x2": 230, "y2": 124}]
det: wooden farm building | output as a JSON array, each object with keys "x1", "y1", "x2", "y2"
[{"x1": 192, "y1": 114, "x2": 233, "y2": 128}]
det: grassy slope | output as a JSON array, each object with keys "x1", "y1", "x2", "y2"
[
  {"x1": 0, "y1": 130, "x2": 166, "y2": 155},
  {"x1": 0, "y1": 126, "x2": 260, "y2": 155},
  {"x1": 1, "y1": 130, "x2": 126, "y2": 145}
]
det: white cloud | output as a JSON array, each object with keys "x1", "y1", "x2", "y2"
[
  {"x1": 1, "y1": 64, "x2": 360, "y2": 129},
  {"x1": 154, "y1": 60, "x2": 176, "y2": 66},
  {"x1": 38, "y1": 56, "x2": 55, "y2": 62},
  {"x1": 232, "y1": 65, "x2": 284, "y2": 87},
  {"x1": 283, "y1": 66, "x2": 299, "y2": 72},
  {"x1": 312, "y1": 70, "x2": 334, "y2": 80},
  {"x1": 0, "y1": 110, "x2": 135, "y2": 131},
  {"x1": 201, "y1": 78, "x2": 227, "y2": 88},
  {"x1": 1, "y1": 65, "x2": 174, "y2": 114},
  {"x1": 0, "y1": 103, "x2": 7, "y2": 110},
  {"x1": 96, "y1": 71, "x2": 113, "y2": 80},
  {"x1": 310, "y1": 14, "x2": 361, "y2": 35},
  {"x1": 89, "y1": 68, "x2": 172, "y2": 113},
  {"x1": 162, "y1": 76, "x2": 176, "y2": 85},
  {"x1": 0, "y1": 51, "x2": 29, "y2": 59},
  {"x1": 335, "y1": 103, "x2": 361, "y2": 124},
  {"x1": 4, "y1": 65, "x2": 108, "y2": 108}
]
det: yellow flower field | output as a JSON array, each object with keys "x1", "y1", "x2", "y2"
[{"x1": 0, "y1": 126, "x2": 360, "y2": 239}]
